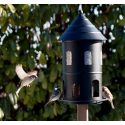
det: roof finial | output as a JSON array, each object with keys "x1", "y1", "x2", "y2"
[{"x1": 78, "y1": 10, "x2": 83, "y2": 15}]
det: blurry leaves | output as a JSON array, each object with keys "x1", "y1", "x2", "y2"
[
  {"x1": 57, "y1": 63, "x2": 62, "y2": 72},
  {"x1": 10, "y1": 41, "x2": 17, "y2": 50},
  {"x1": 36, "y1": 90, "x2": 42, "y2": 103},
  {"x1": 39, "y1": 53, "x2": 47, "y2": 65},
  {"x1": 0, "y1": 108, "x2": 4, "y2": 120},
  {"x1": 9, "y1": 92, "x2": 18, "y2": 110},
  {"x1": 5, "y1": 65, "x2": 15, "y2": 77},
  {"x1": 54, "y1": 102, "x2": 67, "y2": 115},
  {"x1": 122, "y1": 68, "x2": 125, "y2": 77},
  {"x1": 112, "y1": 26, "x2": 121, "y2": 38},
  {"x1": 0, "y1": 7, "x2": 7, "y2": 26},
  {"x1": 0, "y1": 59, "x2": 4, "y2": 68},
  {"x1": 57, "y1": 63, "x2": 62, "y2": 77},
  {"x1": 18, "y1": 87, "x2": 25, "y2": 100},
  {"x1": 49, "y1": 68, "x2": 57, "y2": 83},
  {"x1": 0, "y1": 4, "x2": 80, "y2": 121},
  {"x1": 7, "y1": 4, "x2": 16, "y2": 13},
  {"x1": 5, "y1": 82, "x2": 17, "y2": 94},
  {"x1": 118, "y1": 19, "x2": 125, "y2": 26},
  {"x1": 38, "y1": 70, "x2": 44, "y2": 82},
  {"x1": 43, "y1": 107, "x2": 49, "y2": 118},
  {"x1": 42, "y1": 78, "x2": 47, "y2": 90},
  {"x1": 17, "y1": 29, "x2": 25, "y2": 40},
  {"x1": 0, "y1": 7, "x2": 2, "y2": 14},
  {"x1": 49, "y1": 24, "x2": 60, "y2": 30},
  {"x1": 1, "y1": 98, "x2": 11, "y2": 117},
  {"x1": 1, "y1": 50, "x2": 9, "y2": 60},
  {"x1": 107, "y1": 20, "x2": 114, "y2": 27},
  {"x1": 27, "y1": 57, "x2": 35, "y2": 70},
  {"x1": 15, "y1": 111, "x2": 23, "y2": 121}
]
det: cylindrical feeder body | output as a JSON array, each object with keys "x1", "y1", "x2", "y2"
[
  {"x1": 57, "y1": 10, "x2": 107, "y2": 104},
  {"x1": 62, "y1": 40, "x2": 102, "y2": 104}
]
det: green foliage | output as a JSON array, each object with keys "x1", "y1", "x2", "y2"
[
  {"x1": 0, "y1": 4, "x2": 125, "y2": 121},
  {"x1": 0, "y1": 108, "x2": 4, "y2": 120}
]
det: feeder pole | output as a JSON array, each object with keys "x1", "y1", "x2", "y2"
[{"x1": 77, "y1": 104, "x2": 88, "y2": 121}]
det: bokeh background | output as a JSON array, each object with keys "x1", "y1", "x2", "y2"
[{"x1": 0, "y1": 4, "x2": 125, "y2": 121}]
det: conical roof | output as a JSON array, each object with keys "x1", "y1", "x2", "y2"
[{"x1": 57, "y1": 10, "x2": 107, "y2": 42}]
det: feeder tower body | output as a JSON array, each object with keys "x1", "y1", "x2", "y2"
[
  {"x1": 57, "y1": 10, "x2": 107, "y2": 104},
  {"x1": 62, "y1": 40, "x2": 103, "y2": 104}
]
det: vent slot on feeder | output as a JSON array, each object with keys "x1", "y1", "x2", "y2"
[
  {"x1": 72, "y1": 83, "x2": 80, "y2": 98},
  {"x1": 92, "y1": 80, "x2": 99, "y2": 97}
]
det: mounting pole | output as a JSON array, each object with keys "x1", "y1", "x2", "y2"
[{"x1": 77, "y1": 104, "x2": 88, "y2": 121}]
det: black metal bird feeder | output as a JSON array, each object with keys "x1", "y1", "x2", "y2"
[{"x1": 57, "y1": 10, "x2": 107, "y2": 105}]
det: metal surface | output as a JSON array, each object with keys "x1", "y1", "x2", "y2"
[
  {"x1": 57, "y1": 10, "x2": 107, "y2": 42},
  {"x1": 59, "y1": 98, "x2": 108, "y2": 105},
  {"x1": 58, "y1": 10, "x2": 107, "y2": 104}
]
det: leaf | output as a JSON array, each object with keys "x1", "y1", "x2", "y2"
[
  {"x1": 1, "y1": 7, "x2": 7, "y2": 17},
  {"x1": 8, "y1": 4, "x2": 16, "y2": 13},
  {"x1": 10, "y1": 41, "x2": 17, "y2": 50},
  {"x1": 9, "y1": 17, "x2": 15, "y2": 28},
  {"x1": 0, "y1": 59, "x2": 4, "y2": 68},
  {"x1": 38, "y1": 70, "x2": 44, "y2": 82},
  {"x1": 49, "y1": 68, "x2": 57, "y2": 83},
  {"x1": 18, "y1": 87, "x2": 25, "y2": 100},
  {"x1": 107, "y1": 20, "x2": 113, "y2": 26},
  {"x1": 10, "y1": 57, "x2": 17, "y2": 64},
  {"x1": 54, "y1": 103, "x2": 57, "y2": 116},
  {"x1": 0, "y1": 17, "x2": 6, "y2": 27},
  {"x1": 36, "y1": 90, "x2": 42, "y2": 103},
  {"x1": 118, "y1": 19, "x2": 125, "y2": 26},
  {"x1": 49, "y1": 105, "x2": 54, "y2": 119},
  {"x1": 39, "y1": 53, "x2": 47, "y2": 65},
  {"x1": 27, "y1": 99, "x2": 34, "y2": 109},
  {"x1": 23, "y1": 95, "x2": 30, "y2": 105},
  {"x1": 49, "y1": 24, "x2": 60, "y2": 30},
  {"x1": 48, "y1": 83, "x2": 54, "y2": 93},
  {"x1": 57, "y1": 63, "x2": 62, "y2": 72},
  {"x1": 0, "y1": 108, "x2": 4, "y2": 119},
  {"x1": 1, "y1": 98, "x2": 11, "y2": 116},
  {"x1": 26, "y1": 82, "x2": 36, "y2": 95},
  {"x1": 1, "y1": 50, "x2": 9, "y2": 60},
  {"x1": 41, "y1": 78, "x2": 47, "y2": 90},
  {"x1": 112, "y1": 26, "x2": 121, "y2": 38},
  {"x1": 5, "y1": 82, "x2": 17, "y2": 94},
  {"x1": 8, "y1": 66, "x2": 16, "y2": 79},
  {"x1": 17, "y1": 29, "x2": 25, "y2": 40},
  {"x1": 40, "y1": 89, "x2": 46, "y2": 101},
  {"x1": 24, "y1": 112, "x2": 28, "y2": 119},
  {"x1": 27, "y1": 57, "x2": 35, "y2": 70},
  {"x1": 19, "y1": 55, "x2": 28, "y2": 66},
  {"x1": 8, "y1": 92, "x2": 18, "y2": 106},
  {"x1": 0, "y1": 7, "x2": 2, "y2": 14},
  {"x1": 15, "y1": 111, "x2": 23, "y2": 121},
  {"x1": 43, "y1": 107, "x2": 49, "y2": 118},
  {"x1": 57, "y1": 80, "x2": 63, "y2": 92},
  {"x1": 39, "y1": 108, "x2": 44, "y2": 120},
  {"x1": 1, "y1": 21, "x2": 8, "y2": 32},
  {"x1": 122, "y1": 68, "x2": 125, "y2": 77},
  {"x1": 22, "y1": 4, "x2": 29, "y2": 10}
]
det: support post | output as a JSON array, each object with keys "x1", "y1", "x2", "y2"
[{"x1": 77, "y1": 104, "x2": 88, "y2": 121}]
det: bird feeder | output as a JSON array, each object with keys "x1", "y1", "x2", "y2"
[{"x1": 57, "y1": 10, "x2": 107, "y2": 105}]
